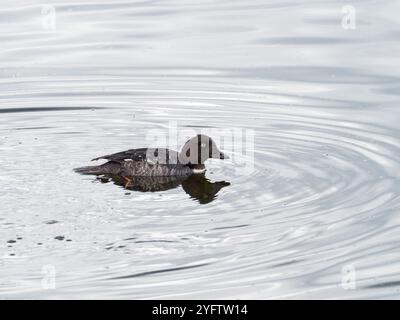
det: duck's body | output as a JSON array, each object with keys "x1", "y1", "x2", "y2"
[
  {"x1": 75, "y1": 157, "x2": 195, "y2": 177},
  {"x1": 74, "y1": 135, "x2": 227, "y2": 177}
]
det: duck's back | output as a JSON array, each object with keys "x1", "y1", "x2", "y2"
[
  {"x1": 92, "y1": 147, "x2": 180, "y2": 164},
  {"x1": 75, "y1": 147, "x2": 192, "y2": 177}
]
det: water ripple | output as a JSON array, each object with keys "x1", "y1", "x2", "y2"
[{"x1": 1, "y1": 0, "x2": 400, "y2": 299}]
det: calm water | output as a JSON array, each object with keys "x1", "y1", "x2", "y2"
[{"x1": 1, "y1": 0, "x2": 400, "y2": 299}]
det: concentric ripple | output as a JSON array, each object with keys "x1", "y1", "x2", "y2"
[{"x1": 1, "y1": 72, "x2": 400, "y2": 299}]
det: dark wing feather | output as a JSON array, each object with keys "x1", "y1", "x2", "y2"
[
  {"x1": 92, "y1": 148, "x2": 148, "y2": 162},
  {"x1": 91, "y1": 148, "x2": 179, "y2": 164}
]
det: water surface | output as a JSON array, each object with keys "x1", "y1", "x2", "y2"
[{"x1": 1, "y1": 0, "x2": 400, "y2": 299}]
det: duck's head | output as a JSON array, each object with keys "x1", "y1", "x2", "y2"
[{"x1": 179, "y1": 134, "x2": 229, "y2": 167}]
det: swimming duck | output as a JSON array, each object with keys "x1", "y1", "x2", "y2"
[{"x1": 74, "y1": 134, "x2": 228, "y2": 177}]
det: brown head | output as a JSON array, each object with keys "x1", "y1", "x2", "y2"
[{"x1": 178, "y1": 134, "x2": 228, "y2": 167}]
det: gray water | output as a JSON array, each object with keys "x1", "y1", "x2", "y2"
[{"x1": 1, "y1": 0, "x2": 400, "y2": 299}]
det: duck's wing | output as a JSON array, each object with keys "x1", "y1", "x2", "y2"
[
  {"x1": 92, "y1": 148, "x2": 148, "y2": 162},
  {"x1": 91, "y1": 148, "x2": 179, "y2": 164}
]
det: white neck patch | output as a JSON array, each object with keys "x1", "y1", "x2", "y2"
[{"x1": 192, "y1": 168, "x2": 206, "y2": 174}]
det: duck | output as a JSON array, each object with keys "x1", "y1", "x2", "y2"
[{"x1": 74, "y1": 134, "x2": 228, "y2": 177}]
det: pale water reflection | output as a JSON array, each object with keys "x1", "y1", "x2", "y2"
[{"x1": 96, "y1": 173, "x2": 230, "y2": 204}]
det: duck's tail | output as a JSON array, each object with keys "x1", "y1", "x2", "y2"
[
  {"x1": 74, "y1": 161, "x2": 122, "y2": 175},
  {"x1": 73, "y1": 165, "x2": 103, "y2": 175}
]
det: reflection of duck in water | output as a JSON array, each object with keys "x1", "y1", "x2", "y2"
[
  {"x1": 74, "y1": 134, "x2": 228, "y2": 177},
  {"x1": 74, "y1": 134, "x2": 230, "y2": 203},
  {"x1": 98, "y1": 173, "x2": 230, "y2": 204},
  {"x1": 181, "y1": 174, "x2": 230, "y2": 204}
]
